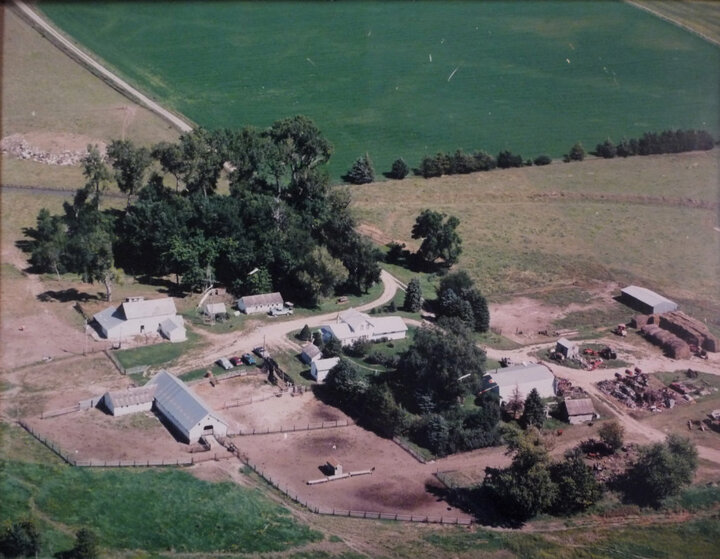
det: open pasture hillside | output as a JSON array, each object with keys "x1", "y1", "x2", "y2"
[
  {"x1": 351, "y1": 150, "x2": 720, "y2": 318},
  {"x1": 38, "y1": 0, "x2": 720, "y2": 181}
]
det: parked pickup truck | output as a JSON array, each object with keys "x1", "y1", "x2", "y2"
[
  {"x1": 269, "y1": 305, "x2": 294, "y2": 317},
  {"x1": 216, "y1": 357, "x2": 233, "y2": 370}
]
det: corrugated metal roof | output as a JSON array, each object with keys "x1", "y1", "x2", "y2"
[
  {"x1": 105, "y1": 385, "x2": 156, "y2": 408},
  {"x1": 148, "y1": 371, "x2": 222, "y2": 433},
  {"x1": 485, "y1": 363, "x2": 554, "y2": 388},
  {"x1": 565, "y1": 398, "x2": 595, "y2": 416},
  {"x1": 239, "y1": 292, "x2": 283, "y2": 307},
  {"x1": 621, "y1": 286, "x2": 676, "y2": 309},
  {"x1": 122, "y1": 297, "x2": 177, "y2": 320}
]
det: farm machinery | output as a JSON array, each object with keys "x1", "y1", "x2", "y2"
[{"x1": 613, "y1": 324, "x2": 627, "y2": 337}]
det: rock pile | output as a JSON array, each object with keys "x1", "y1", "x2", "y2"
[{"x1": 1, "y1": 134, "x2": 91, "y2": 166}]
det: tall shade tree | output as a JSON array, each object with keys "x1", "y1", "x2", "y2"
[
  {"x1": 82, "y1": 144, "x2": 111, "y2": 199},
  {"x1": 107, "y1": 139, "x2": 152, "y2": 203},
  {"x1": 411, "y1": 209, "x2": 462, "y2": 267}
]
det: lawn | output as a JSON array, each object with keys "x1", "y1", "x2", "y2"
[
  {"x1": 113, "y1": 330, "x2": 203, "y2": 370},
  {"x1": 38, "y1": 1, "x2": 720, "y2": 181}
]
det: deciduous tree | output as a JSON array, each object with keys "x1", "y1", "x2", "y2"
[{"x1": 411, "y1": 209, "x2": 462, "y2": 267}]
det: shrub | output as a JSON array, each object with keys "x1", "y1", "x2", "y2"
[{"x1": 533, "y1": 154, "x2": 551, "y2": 166}]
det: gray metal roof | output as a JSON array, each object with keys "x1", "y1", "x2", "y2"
[
  {"x1": 565, "y1": 398, "x2": 595, "y2": 416},
  {"x1": 485, "y1": 363, "x2": 554, "y2": 388},
  {"x1": 302, "y1": 343, "x2": 322, "y2": 359},
  {"x1": 239, "y1": 292, "x2": 283, "y2": 307},
  {"x1": 621, "y1": 285, "x2": 676, "y2": 309},
  {"x1": 122, "y1": 297, "x2": 177, "y2": 320},
  {"x1": 148, "y1": 371, "x2": 223, "y2": 432},
  {"x1": 556, "y1": 337, "x2": 576, "y2": 350},
  {"x1": 104, "y1": 385, "x2": 156, "y2": 408},
  {"x1": 93, "y1": 305, "x2": 124, "y2": 331}
]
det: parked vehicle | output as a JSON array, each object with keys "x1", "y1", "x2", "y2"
[
  {"x1": 253, "y1": 346, "x2": 269, "y2": 359},
  {"x1": 216, "y1": 357, "x2": 233, "y2": 370},
  {"x1": 229, "y1": 356, "x2": 242, "y2": 367},
  {"x1": 242, "y1": 353, "x2": 256, "y2": 365},
  {"x1": 269, "y1": 306, "x2": 293, "y2": 317}
]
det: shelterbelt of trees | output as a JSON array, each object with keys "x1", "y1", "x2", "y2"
[{"x1": 23, "y1": 116, "x2": 385, "y2": 305}]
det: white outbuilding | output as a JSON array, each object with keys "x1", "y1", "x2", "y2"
[
  {"x1": 620, "y1": 285, "x2": 678, "y2": 315},
  {"x1": 93, "y1": 297, "x2": 182, "y2": 341},
  {"x1": 159, "y1": 315, "x2": 187, "y2": 343},
  {"x1": 103, "y1": 385, "x2": 156, "y2": 416},
  {"x1": 300, "y1": 342, "x2": 322, "y2": 364},
  {"x1": 311, "y1": 357, "x2": 340, "y2": 383},
  {"x1": 147, "y1": 371, "x2": 228, "y2": 443},
  {"x1": 483, "y1": 362, "x2": 556, "y2": 404},
  {"x1": 236, "y1": 292, "x2": 284, "y2": 314},
  {"x1": 204, "y1": 302, "x2": 227, "y2": 317}
]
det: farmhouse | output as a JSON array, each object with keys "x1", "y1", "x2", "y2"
[
  {"x1": 563, "y1": 398, "x2": 597, "y2": 424},
  {"x1": 321, "y1": 308, "x2": 407, "y2": 346},
  {"x1": 483, "y1": 362, "x2": 556, "y2": 404},
  {"x1": 147, "y1": 371, "x2": 228, "y2": 443},
  {"x1": 300, "y1": 342, "x2": 322, "y2": 364},
  {"x1": 620, "y1": 285, "x2": 678, "y2": 315},
  {"x1": 237, "y1": 292, "x2": 284, "y2": 314},
  {"x1": 311, "y1": 357, "x2": 340, "y2": 383},
  {"x1": 555, "y1": 338, "x2": 579, "y2": 360},
  {"x1": 103, "y1": 385, "x2": 156, "y2": 416},
  {"x1": 93, "y1": 297, "x2": 184, "y2": 341}
]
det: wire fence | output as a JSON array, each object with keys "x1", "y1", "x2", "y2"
[
  {"x1": 228, "y1": 419, "x2": 354, "y2": 436},
  {"x1": 392, "y1": 436, "x2": 429, "y2": 464}
]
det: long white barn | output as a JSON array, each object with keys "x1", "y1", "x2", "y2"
[{"x1": 93, "y1": 297, "x2": 186, "y2": 342}]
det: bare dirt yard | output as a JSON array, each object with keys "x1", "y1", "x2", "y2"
[{"x1": 238, "y1": 427, "x2": 470, "y2": 519}]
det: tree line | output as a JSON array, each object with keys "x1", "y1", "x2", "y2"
[
  {"x1": 593, "y1": 129, "x2": 715, "y2": 159},
  {"x1": 24, "y1": 116, "x2": 382, "y2": 305}
]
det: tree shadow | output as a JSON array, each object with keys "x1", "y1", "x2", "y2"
[
  {"x1": 37, "y1": 289, "x2": 100, "y2": 303},
  {"x1": 424, "y1": 481, "x2": 523, "y2": 528},
  {"x1": 134, "y1": 275, "x2": 187, "y2": 297},
  {"x1": 15, "y1": 238, "x2": 34, "y2": 255}
]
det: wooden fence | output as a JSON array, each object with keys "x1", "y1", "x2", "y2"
[
  {"x1": 187, "y1": 368, "x2": 264, "y2": 387},
  {"x1": 228, "y1": 419, "x2": 354, "y2": 436}
]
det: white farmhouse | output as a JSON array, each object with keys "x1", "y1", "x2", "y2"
[
  {"x1": 311, "y1": 357, "x2": 340, "y2": 383},
  {"x1": 147, "y1": 371, "x2": 228, "y2": 443},
  {"x1": 321, "y1": 308, "x2": 407, "y2": 346},
  {"x1": 483, "y1": 362, "x2": 556, "y2": 404},
  {"x1": 236, "y1": 292, "x2": 284, "y2": 314},
  {"x1": 93, "y1": 297, "x2": 184, "y2": 341}
]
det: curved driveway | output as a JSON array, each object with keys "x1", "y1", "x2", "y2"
[{"x1": 12, "y1": 0, "x2": 193, "y2": 133}]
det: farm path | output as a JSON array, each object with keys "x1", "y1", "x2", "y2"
[
  {"x1": 12, "y1": 0, "x2": 193, "y2": 133},
  {"x1": 169, "y1": 270, "x2": 402, "y2": 374}
]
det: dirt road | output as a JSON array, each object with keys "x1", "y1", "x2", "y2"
[
  {"x1": 11, "y1": 0, "x2": 193, "y2": 133},
  {"x1": 170, "y1": 270, "x2": 403, "y2": 373}
]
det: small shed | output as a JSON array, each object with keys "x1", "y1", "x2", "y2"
[
  {"x1": 620, "y1": 285, "x2": 678, "y2": 315},
  {"x1": 300, "y1": 342, "x2": 322, "y2": 364},
  {"x1": 311, "y1": 357, "x2": 340, "y2": 383},
  {"x1": 237, "y1": 292, "x2": 284, "y2": 314},
  {"x1": 159, "y1": 315, "x2": 186, "y2": 343},
  {"x1": 555, "y1": 338, "x2": 579, "y2": 359},
  {"x1": 326, "y1": 457, "x2": 343, "y2": 475},
  {"x1": 563, "y1": 398, "x2": 597, "y2": 424},
  {"x1": 204, "y1": 302, "x2": 227, "y2": 317},
  {"x1": 103, "y1": 385, "x2": 156, "y2": 416}
]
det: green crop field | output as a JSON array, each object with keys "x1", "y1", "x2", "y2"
[{"x1": 39, "y1": 1, "x2": 719, "y2": 181}]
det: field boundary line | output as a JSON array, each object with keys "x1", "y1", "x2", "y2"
[
  {"x1": 624, "y1": 0, "x2": 720, "y2": 48},
  {"x1": 10, "y1": 0, "x2": 194, "y2": 133}
]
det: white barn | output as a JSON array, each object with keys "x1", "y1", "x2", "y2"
[
  {"x1": 93, "y1": 297, "x2": 182, "y2": 341},
  {"x1": 103, "y1": 385, "x2": 156, "y2": 416},
  {"x1": 321, "y1": 309, "x2": 407, "y2": 346},
  {"x1": 237, "y1": 292, "x2": 284, "y2": 314},
  {"x1": 204, "y1": 302, "x2": 227, "y2": 316},
  {"x1": 620, "y1": 285, "x2": 678, "y2": 315},
  {"x1": 483, "y1": 362, "x2": 556, "y2": 404},
  {"x1": 147, "y1": 371, "x2": 228, "y2": 442},
  {"x1": 311, "y1": 357, "x2": 340, "y2": 383}
]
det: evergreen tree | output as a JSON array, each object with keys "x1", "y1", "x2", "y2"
[
  {"x1": 389, "y1": 158, "x2": 409, "y2": 179},
  {"x1": 403, "y1": 277, "x2": 423, "y2": 312},
  {"x1": 565, "y1": 142, "x2": 586, "y2": 162},
  {"x1": 71, "y1": 528, "x2": 99, "y2": 559},
  {"x1": 345, "y1": 153, "x2": 375, "y2": 184},
  {"x1": 298, "y1": 324, "x2": 312, "y2": 341},
  {"x1": 0, "y1": 519, "x2": 41, "y2": 558},
  {"x1": 521, "y1": 388, "x2": 545, "y2": 429}
]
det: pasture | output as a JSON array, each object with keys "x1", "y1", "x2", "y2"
[{"x1": 39, "y1": 1, "x2": 720, "y2": 180}]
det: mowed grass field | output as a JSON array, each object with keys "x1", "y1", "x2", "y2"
[
  {"x1": 350, "y1": 150, "x2": 719, "y2": 317},
  {"x1": 39, "y1": 1, "x2": 720, "y2": 180}
]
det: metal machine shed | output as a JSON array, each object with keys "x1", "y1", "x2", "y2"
[
  {"x1": 147, "y1": 371, "x2": 228, "y2": 442},
  {"x1": 237, "y1": 292, "x2": 284, "y2": 314},
  {"x1": 620, "y1": 286, "x2": 678, "y2": 315},
  {"x1": 103, "y1": 385, "x2": 156, "y2": 416},
  {"x1": 483, "y1": 363, "x2": 556, "y2": 403}
]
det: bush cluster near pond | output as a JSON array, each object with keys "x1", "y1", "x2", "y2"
[{"x1": 41, "y1": 1, "x2": 719, "y2": 181}]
